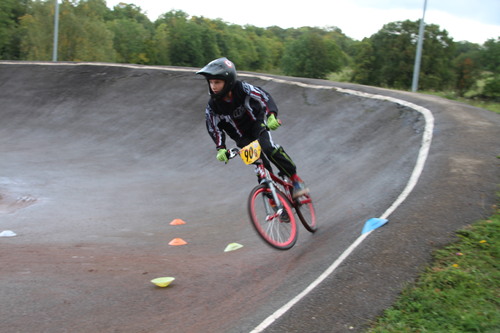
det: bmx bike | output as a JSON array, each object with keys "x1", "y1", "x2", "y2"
[{"x1": 227, "y1": 140, "x2": 317, "y2": 250}]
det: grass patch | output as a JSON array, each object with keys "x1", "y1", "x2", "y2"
[
  {"x1": 465, "y1": 100, "x2": 500, "y2": 114},
  {"x1": 327, "y1": 68, "x2": 354, "y2": 82},
  {"x1": 368, "y1": 202, "x2": 500, "y2": 332},
  {"x1": 420, "y1": 91, "x2": 500, "y2": 114}
]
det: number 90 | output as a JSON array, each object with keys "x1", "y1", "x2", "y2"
[{"x1": 244, "y1": 148, "x2": 255, "y2": 162}]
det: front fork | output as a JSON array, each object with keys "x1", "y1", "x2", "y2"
[{"x1": 256, "y1": 167, "x2": 283, "y2": 218}]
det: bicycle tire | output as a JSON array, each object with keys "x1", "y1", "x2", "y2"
[
  {"x1": 248, "y1": 185, "x2": 297, "y2": 250},
  {"x1": 295, "y1": 193, "x2": 317, "y2": 233}
]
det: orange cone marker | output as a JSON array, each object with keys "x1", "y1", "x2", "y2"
[
  {"x1": 169, "y1": 238, "x2": 187, "y2": 246},
  {"x1": 170, "y1": 219, "x2": 186, "y2": 225}
]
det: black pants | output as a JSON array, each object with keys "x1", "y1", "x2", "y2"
[{"x1": 236, "y1": 122, "x2": 297, "y2": 178}]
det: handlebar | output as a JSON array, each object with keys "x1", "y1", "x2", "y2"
[
  {"x1": 225, "y1": 139, "x2": 263, "y2": 165},
  {"x1": 226, "y1": 147, "x2": 240, "y2": 160}
]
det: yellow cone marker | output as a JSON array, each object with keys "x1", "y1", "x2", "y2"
[
  {"x1": 151, "y1": 277, "x2": 175, "y2": 287},
  {"x1": 224, "y1": 242, "x2": 244, "y2": 252},
  {"x1": 169, "y1": 238, "x2": 187, "y2": 246}
]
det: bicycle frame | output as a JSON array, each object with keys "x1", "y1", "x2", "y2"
[
  {"x1": 255, "y1": 161, "x2": 293, "y2": 205},
  {"x1": 228, "y1": 144, "x2": 305, "y2": 212},
  {"x1": 253, "y1": 160, "x2": 288, "y2": 218},
  {"x1": 227, "y1": 140, "x2": 316, "y2": 248}
]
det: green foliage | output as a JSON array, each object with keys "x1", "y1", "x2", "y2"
[
  {"x1": 0, "y1": 0, "x2": 15, "y2": 49},
  {"x1": 152, "y1": 22, "x2": 170, "y2": 65},
  {"x1": 1, "y1": 1, "x2": 354, "y2": 76},
  {"x1": 455, "y1": 56, "x2": 478, "y2": 97},
  {"x1": 351, "y1": 39, "x2": 375, "y2": 84},
  {"x1": 419, "y1": 90, "x2": 500, "y2": 113},
  {"x1": 282, "y1": 29, "x2": 343, "y2": 79},
  {"x1": 19, "y1": 0, "x2": 54, "y2": 60},
  {"x1": 354, "y1": 20, "x2": 456, "y2": 91},
  {"x1": 419, "y1": 23, "x2": 456, "y2": 90},
  {"x1": 483, "y1": 75, "x2": 500, "y2": 100},
  {"x1": 58, "y1": 0, "x2": 115, "y2": 62},
  {"x1": 1, "y1": 1, "x2": 498, "y2": 94},
  {"x1": 479, "y1": 38, "x2": 500, "y2": 100},
  {"x1": 107, "y1": 18, "x2": 151, "y2": 64},
  {"x1": 107, "y1": 2, "x2": 154, "y2": 64},
  {"x1": 369, "y1": 205, "x2": 500, "y2": 332},
  {"x1": 482, "y1": 38, "x2": 500, "y2": 73},
  {"x1": 161, "y1": 12, "x2": 202, "y2": 66},
  {"x1": 0, "y1": 0, "x2": 27, "y2": 59},
  {"x1": 19, "y1": 0, "x2": 116, "y2": 61},
  {"x1": 108, "y1": 2, "x2": 151, "y2": 27}
]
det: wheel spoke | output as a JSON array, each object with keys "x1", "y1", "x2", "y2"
[{"x1": 248, "y1": 185, "x2": 297, "y2": 250}]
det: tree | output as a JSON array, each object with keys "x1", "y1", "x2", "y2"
[
  {"x1": 19, "y1": 0, "x2": 54, "y2": 60},
  {"x1": 351, "y1": 39, "x2": 375, "y2": 84},
  {"x1": 75, "y1": 0, "x2": 109, "y2": 19},
  {"x1": 481, "y1": 37, "x2": 500, "y2": 100},
  {"x1": 455, "y1": 56, "x2": 477, "y2": 96},
  {"x1": 452, "y1": 41, "x2": 481, "y2": 96},
  {"x1": 369, "y1": 20, "x2": 419, "y2": 88},
  {"x1": 108, "y1": 2, "x2": 151, "y2": 28},
  {"x1": 418, "y1": 23, "x2": 455, "y2": 90},
  {"x1": 354, "y1": 20, "x2": 455, "y2": 90},
  {"x1": 153, "y1": 10, "x2": 207, "y2": 66},
  {"x1": 167, "y1": 16, "x2": 204, "y2": 66},
  {"x1": 190, "y1": 16, "x2": 221, "y2": 65},
  {"x1": 59, "y1": 0, "x2": 115, "y2": 61},
  {"x1": 483, "y1": 75, "x2": 500, "y2": 100},
  {"x1": 0, "y1": 0, "x2": 28, "y2": 59},
  {"x1": 481, "y1": 37, "x2": 500, "y2": 73},
  {"x1": 152, "y1": 22, "x2": 170, "y2": 65},
  {"x1": 19, "y1": 0, "x2": 115, "y2": 62},
  {"x1": 222, "y1": 25, "x2": 259, "y2": 69},
  {"x1": 107, "y1": 18, "x2": 151, "y2": 64},
  {"x1": 281, "y1": 30, "x2": 343, "y2": 79}
]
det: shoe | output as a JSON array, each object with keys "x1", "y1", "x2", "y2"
[{"x1": 292, "y1": 181, "x2": 309, "y2": 199}]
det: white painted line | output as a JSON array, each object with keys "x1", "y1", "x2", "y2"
[
  {"x1": 333, "y1": 88, "x2": 435, "y2": 221},
  {"x1": 244, "y1": 75, "x2": 434, "y2": 333},
  {"x1": 0, "y1": 60, "x2": 195, "y2": 73},
  {"x1": 0, "y1": 62, "x2": 434, "y2": 332},
  {"x1": 250, "y1": 231, "x2": 373, "y2": 332}
]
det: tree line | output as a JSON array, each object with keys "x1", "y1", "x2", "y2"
[{"x1": 1, "y1": 0, "x2": 498, "y2": 99}]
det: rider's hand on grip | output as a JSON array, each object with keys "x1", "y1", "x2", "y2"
[
  {"x1": 216, "y1": 148, "x2": 228, "y2": 163},
  {"x1": 267, "y1": 114, "x2": 281, "y2": 130}
]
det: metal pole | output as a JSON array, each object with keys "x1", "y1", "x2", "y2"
[
  {"x1": 411, "y1": 0, "x2": 427, "y2": 92},
  {"x1": 52, "y1": 0, "x2": 59, "y2": 62}
]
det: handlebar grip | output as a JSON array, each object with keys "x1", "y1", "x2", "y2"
[{"x1": 226, "y1": 148, "x2": 240, "y2": 160}]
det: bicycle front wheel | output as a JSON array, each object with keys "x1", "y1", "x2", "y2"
[
  {"x1": 248, "y1": 185, "x2": 297, "y2": 250},
  {"x1": 295, "y1": 194, "x2": 317, "y2": 233}
]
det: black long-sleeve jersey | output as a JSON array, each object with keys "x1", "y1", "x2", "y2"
[{"x1": 204, "y1": 80, "x2": 278, "y2": 150}]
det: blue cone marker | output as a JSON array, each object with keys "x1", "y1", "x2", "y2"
[{"x1": 362, "y1": 218, "x2": 388, "y2": 234}]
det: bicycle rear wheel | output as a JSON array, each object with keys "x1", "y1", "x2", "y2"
[
  {"x1": 295, "y1": 193, "x2": 317, "y2": 233},
  {"x1": 248, "y1": 185, "x2": 297, "y2": 250}
]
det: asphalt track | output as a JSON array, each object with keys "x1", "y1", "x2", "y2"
[{"x1": 0, "y1": 62, "x2": 498, "y2": 333}]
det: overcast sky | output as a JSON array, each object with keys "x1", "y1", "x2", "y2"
[{"x1": 106, "y1": 0, "x2": 500, "y2": 44}]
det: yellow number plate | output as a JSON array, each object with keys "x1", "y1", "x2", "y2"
[{"x1": 240, "y1": 140, "x2": 261, "y2": 165}]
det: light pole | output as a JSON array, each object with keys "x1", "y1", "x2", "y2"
[
  {"x1": 411, "y1": 0, "x2": 428, "y2": 92},
  {"x1": 52, "y1": 0, "x2": 59, "y2": 62}
]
